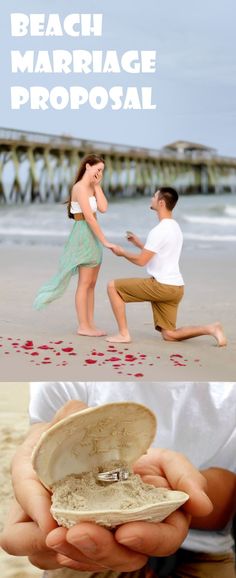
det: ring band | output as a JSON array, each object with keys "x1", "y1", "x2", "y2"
[{"x1": 97, "y1": 468, "x2": 129, "y2": 482}]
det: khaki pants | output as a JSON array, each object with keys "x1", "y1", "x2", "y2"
[{"x1": 114, "y1": 277, "x2": 184, "y2": 331}]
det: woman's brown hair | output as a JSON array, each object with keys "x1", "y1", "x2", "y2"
[{"x1": 67, "y1": 154, "x2": 105, "y2": 218}]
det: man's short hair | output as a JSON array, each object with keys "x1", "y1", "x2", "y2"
[{"x1": 157, "y1": 187, "x2": 179, "y2": 210}]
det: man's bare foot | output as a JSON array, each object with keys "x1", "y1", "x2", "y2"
[
  {"x1": 106, "y1": 332, "x2": 131, "y2": 343},
  {"x1": 210, "y1": 322, "x2": 227, "y2": 347},
  {"x1": 77, "y1": 328, "x2": 107, "y2": 337}
]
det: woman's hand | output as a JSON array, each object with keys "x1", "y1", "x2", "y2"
[
  {"x1": 111, "y1": 245, "x2": 126, "y2": 256},
  {"x1": 103, "y1": 240, "x2": 119, "y2": 250}
]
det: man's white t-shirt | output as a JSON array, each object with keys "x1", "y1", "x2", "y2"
[
  {"x1": 144, "y1": 219, "x2": 184, "y2": 285},
  {"x1": 29, "y1": 381, "x2": 236, "y2": 555}
]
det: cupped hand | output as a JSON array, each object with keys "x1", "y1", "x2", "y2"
[
  {"x1": 133, "y1": 448, "x2": 213, "y2": 518},
  {"x1": 2, "y1": 404, "x2": 214, "y2": 573},
  {"x1": 1, "y1": 400, "x2": 90, "y2": 569},
  {"x1": 44, "y1": 447, "x2": 213, "y2": 572}
]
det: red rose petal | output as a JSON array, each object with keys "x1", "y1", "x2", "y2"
[
  {"x1": 134, "y1": 373, "x2": 144, "y2": 378},
  {"x1": 62, "y1": 347, "x2": 74, "y2": 353},
  {"x1": 85, "y1": 359, "x2": 97, "y2": 364}
]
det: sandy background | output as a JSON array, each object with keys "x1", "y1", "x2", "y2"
[
  {"x1": 0, "y1": 382, "x2": 42, "y2": 578},
  {"x1": 0, "y1": 245, "x2": 235, "y2": 381}
]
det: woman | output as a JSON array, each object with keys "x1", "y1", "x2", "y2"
[{"x1": 33, "y1": 154, "x2": 115, "y2": 336}]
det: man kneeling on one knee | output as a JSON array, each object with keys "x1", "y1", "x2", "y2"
[{"x1": 107, "y1": 187, "x2": 226, "y2": 346}]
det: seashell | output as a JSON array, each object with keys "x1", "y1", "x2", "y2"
[{"x1": 32, "y1": 402, "x2": 189, "y2": 528}]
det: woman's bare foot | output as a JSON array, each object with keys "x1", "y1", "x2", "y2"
[
  {"x1": 209, "y1": 322, "x2": 227, "y2": 347},
  {"x1": 106, "y1": 332, "x2": 131, "y2": 343},
  {"x1": 77, "y1": 327, "x2": 107, "y2": 337}
]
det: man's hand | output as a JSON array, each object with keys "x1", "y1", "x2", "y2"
[
  {"x1": 126, "y1": 232, "x2": 144, "y2": 249},
  {"x1": 1, "y1": 401, "x2": 213, "y2": 573}
]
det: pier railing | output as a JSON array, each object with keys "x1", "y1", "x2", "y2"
[{"x1": 0, "y1": 128, "x2": 236, "y2": 203}]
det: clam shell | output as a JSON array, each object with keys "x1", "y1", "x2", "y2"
[{"x1": 32, "y1": 402, "x2": 189, "y2": 528}]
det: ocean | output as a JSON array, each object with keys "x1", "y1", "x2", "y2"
[{"x1": 1, "y1": 193, "x2": 236, "y2": 251}]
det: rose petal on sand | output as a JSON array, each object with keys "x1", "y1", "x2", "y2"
[{"x1": 62, "y1": 347, "x2": 74, "y2": 353}]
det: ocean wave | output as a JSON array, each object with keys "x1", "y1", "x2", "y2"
[
  {"x1": 224, "y1": 205, "x2": 236, "y2": 217},
  {"x1": 183, "y1": 215, "x2": 236, "y2": 226},
  {"x1": 184, "y1": 233, "x2": 236, "y2": 242},
  {"x1": 0, "y1": 227, "x2": 68, "y2": 237}
]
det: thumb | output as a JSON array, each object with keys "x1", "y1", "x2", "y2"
[{"x1": 50, "y1": 400, "x2": 88, "y2": 425}]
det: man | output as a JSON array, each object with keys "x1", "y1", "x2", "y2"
[{"x1": 107, "y1": 187, "x2": 226, "y2": 345}]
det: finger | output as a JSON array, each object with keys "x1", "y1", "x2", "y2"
[
  {"x1": 47, "y1": 527, "x2": 104, "y2": 565},
  {"x1": 64, "y1": 523, "x2": 148, "y2": 572},
  {"x1": 29, "y1": 551, "x2": 62, "y2": 571},
  {"x1": 12, "y1": 468, "x2": 56, "y2": 534},
  {"x1": 12, "y1": 401, "x2": 88, "y2": 534},
  {"x1": 50, "y1": 400, "x2": 88, "y2": 425},
  {"x1": 1, "y1": 520, "x2": 48, "y2": 557},
  {"x1": 116, "y1": 510, "x2": 190, "y2": 557},
  {"x1": 134, "y1": 449, "x2": 213, "y2": 517},
  {"x1": 57, "y1": 555, "x2": 107, "y2": 572}
]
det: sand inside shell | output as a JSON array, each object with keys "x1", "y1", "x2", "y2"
[{"x1": 52, "y1": 472, "x2": 170, "y2": 511}]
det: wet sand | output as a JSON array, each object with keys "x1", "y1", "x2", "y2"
[{"x1": 0, "y1": 245, "x2": 235, "y2": 380}]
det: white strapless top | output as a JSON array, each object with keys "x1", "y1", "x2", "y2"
[{"x1": 70, "y1": 196, "x2": 97, "y2": 214}]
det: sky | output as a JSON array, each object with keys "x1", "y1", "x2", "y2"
[{"x1": 0, "y1": 0, "x2": 236, "y2": 156}]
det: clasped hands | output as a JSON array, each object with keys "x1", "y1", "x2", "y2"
[{"x1": 0, "y1": 400, "x2": 213, "y2": 573}]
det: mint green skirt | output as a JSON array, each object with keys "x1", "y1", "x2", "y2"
[{"x1": 33, "y1": 221, "x2": 103, "y2": 310}]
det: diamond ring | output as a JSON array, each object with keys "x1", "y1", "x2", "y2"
[{"x1": 97, "y1": 468, "x2": 129, "y2": 482}]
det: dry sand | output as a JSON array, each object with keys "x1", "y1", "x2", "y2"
[
  {"x1": 0, "y1": 382, "x2": 42, "y2": 578},
  {"x1": 0, "y1": 245, "x2": 235, "y2": 380}
]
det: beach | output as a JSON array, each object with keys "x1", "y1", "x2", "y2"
[
  {"x1": 0, "y1": 195, "x2": 236, "y2": 380},
  {"x1": 0, "y1": 382, "x2": 42, "y2": 578}
]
